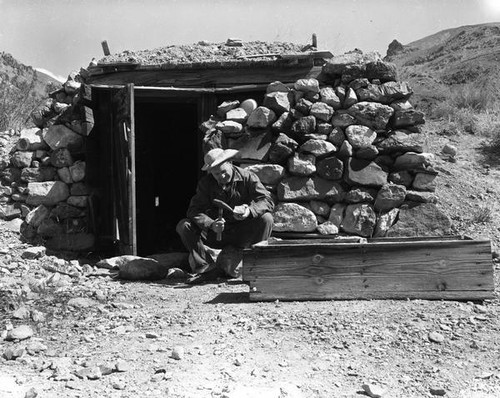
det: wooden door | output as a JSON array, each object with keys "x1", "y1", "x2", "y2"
[{"x1": 111, "y1": 83, "x2": 137, "y2": 255}]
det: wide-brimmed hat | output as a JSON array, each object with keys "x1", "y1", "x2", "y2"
[{"x1": 201, "y1": 148, "x2": 239, "y2": 171}]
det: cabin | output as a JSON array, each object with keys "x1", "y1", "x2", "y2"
[{"x1": 83, "y1": 39, "x2": 332, "y2": 256}]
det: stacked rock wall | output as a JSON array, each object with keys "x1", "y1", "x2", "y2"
[
  {"x1": 0, "y1": 72, "x2": 95, "y2": 251},
  {"x1": 202, "y1": 52, "x2": 444, "y2": 238}
]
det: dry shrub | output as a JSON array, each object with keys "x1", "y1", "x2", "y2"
[
  {"x1": 450, "y1": 82, "x2": 495, "y2": 111},
  {"x1": 471, "y1": 206, "x2": 493, "y2": 224}
]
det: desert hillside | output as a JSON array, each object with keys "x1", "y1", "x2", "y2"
[
  {"x1": 385, "y1": 23, "x2": 500, "y2": 253},
  {"x1": 0, "y1": 52, "x2": 61, "y2": 131}
]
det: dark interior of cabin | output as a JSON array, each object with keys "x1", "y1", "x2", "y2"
[{"x1": 134, "y1": 99, "x2": 199, "y2": 256}]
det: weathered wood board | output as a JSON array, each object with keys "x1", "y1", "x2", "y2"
[{"x1": 242, "y1": 236, "x2": 495, "y2": 301}]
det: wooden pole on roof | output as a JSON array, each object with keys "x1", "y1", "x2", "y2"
[
  {"x1": 101, "y1": 40, "x2": 111, "y2": 56},
  {"x1": 312, "y1": 33, "x2": 317, "y2": 48}
]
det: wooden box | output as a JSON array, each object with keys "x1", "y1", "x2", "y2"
[{"x1": 242, "y1": 236, "x2": 495, "y2": 301}]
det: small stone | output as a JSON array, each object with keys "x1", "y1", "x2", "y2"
[
  {"x1": 21, "y1": 246, "x2": 46, "y2": 259},
  {"x1": 6, "y1": 325, "x2": 34, "y2": 341},
  {"x1": 146, "y1": 332, "x2": 160, "y2": 339},
  {"x1": 115, "y1": 360, "x2": 130, "y2": 372},
  {"x1": 12, "y1": 306, "x2": 31, "y2": 319},
  {"x1": 112, "y1": 381, "x2": 126, "y2": 390},
  {"x1": 429, "y1": 387, "x2": 446, "y2": 396},
  {"x1": 362, "y1": 383, "x2": 386, "y2": 398},
  {"x1": 171, "y1": 346, "x2": 184, "y2": 360},
  {"x1": 74, "y1": 366, "x2": 101, "y2": 380},
  {"x1": 428, "y1": 331, "x2": 445, "y2": 344},
  {"x1": 24, "y1": 387, "x2": 38, "y2": 398}
]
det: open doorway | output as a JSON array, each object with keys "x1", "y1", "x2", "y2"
[{"x1": 134, "y1": 99, "x2": 199, "y2": 256}]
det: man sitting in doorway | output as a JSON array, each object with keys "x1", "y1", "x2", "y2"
[{"x1": 176, "y1": 148, "x2": 274, "y2": 284}]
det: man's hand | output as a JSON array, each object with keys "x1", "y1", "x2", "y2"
[
  {"x1": 211, "y1": 218, "x2": 225, "y2": 234},
  {"x1": 233, "y1": 204, "x2": 250, "y2": 220}
]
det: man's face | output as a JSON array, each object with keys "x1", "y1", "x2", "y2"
[{"x1": 210, "y1": 162, "x2": 233, "y2": 186}]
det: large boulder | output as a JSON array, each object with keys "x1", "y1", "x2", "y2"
[
  {"x1": 43, "y1": 124, "x2": 84, "y2": 151},
  {"x1": 344, "y1": 158, "x2": 388, "y2": 187},
  {"x1": 345, "y1": 125, "x2": 377, "y2": 149},
  {"x1": 272, "y1": 203, "x2": 317, "y2": 232},
  {"x1": 374, "y1": 184, "x2": 407, "y2": 211},
  {"x1": 316, "y1": 156, "x2": 344, "y2": 180},
  {"x1": 387, "y1": 203, "x2": 452, "y2": 237},
  {"x1": 26, "y1": 181, "x2": 69, "y2": 206},
  {"x1": 347, "y1": 101, "x2": 394, "y2": 130},
  {"x1": 340, "y1": 203, "x2": 377, "y2": 237},
  {"x1": 243, "y1": 164, "x2": 285, "y2": 185}
]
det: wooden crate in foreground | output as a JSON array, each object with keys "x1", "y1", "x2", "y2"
[{"x1": 242, "y1": 236, "x2": 495, "y2": 301}]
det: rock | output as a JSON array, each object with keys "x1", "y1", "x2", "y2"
[
  {"x1": 50, "y1": 148, "x2": 74, "y2": 167},
  {"x1": 17, "y1": 127, "x2": 47, "y2": 151},
  {"x1": 316, "y1": 156, "x2": 344, "y2": 181},
  {"x1": 392, "y1": 108, "x2": 425, "y2": 128},
  {"x1": 323, "y1": 51, "x2": 381, "y2": 75},
  {"x1": 345, "y1": 125, "x2": 376, "y2": 149},
  {"x1": 362, "y1": 383, "x2": 386, "y2": 398},
  {"x1": 21, "y1": 246, "x2": 46, "y2": 259},
  {"x1": 345, "y1": 158, "x2": 388, "y2": 187},
  {"x1": 50, "y1": 202, "x2": 84, "y2": 219},
  {"x1": 288, "y1": 153, "x2": 316, "y2": 176},
  {"x1": 10, "y1": 151, "x2": 34, "y2": 168},
  {"x1": 272, "y1": 203, "x2": 317, "y2": 232},
  {"x1": 342, "y1": 88, "x2": 357, "y2": 110},
  {"x1": 117, "y1": 256, "x2": 167, "y2": 280},
  {"x1": 26, "y1": 181, "x2": 69, "y2": 206},
  {"x1": 428, "y1": 331, "x2": 445, "y2": 343},
  {"x1": 309, "y1": 200, "x2": 330, "y2": 217},
  {"x1": 294, "y1": 78, "x2": 319, "y2": 94},
  {"x1": 67, "y1": 196, "x2": 88, "y2": 208},
  {"x1": 393, "y1": 152, "x2": 434, "y2": 171},
  {"x1": 412, "y1": 173, "x2": 437, "y2": 191},
  {"x1": 20, "y1": 167, "x2": 57, "y2": 183},
  {"x1": 277, "y1": 176, "x2": 344, "y2": 202},
  {"x1": 247, "y1": 106, "x2": 276, "y2": 128},
  {"x1": 75, "y1": 366, "x2": 101, "y2": 380},
  {"x1": 377, "y1": 130, "x2": 424, "y2": 154},
  {"x1": 70, "y1": 182, "x2": 89, "y2": 196},
  {"x1": 337, "y1": 140, "x2": 353, "y2": 159},
  {"x1": 0, "y1": 204, "x2": 22, "y2": 221},
  {"x1": 217, "y1": 100, "x2": 240, "y2": 117},
  {"x1": 357, "y1": 81, "x2": 412, "y2": 104},
  {"x1": 405, "y1": 190, "x2": 438, "y2": 203},
  {"x1": 115, "y1": 360, "x2": 130, "y2": 372},
  {"x1": 429, "y1": 387, "x2": 447, "y2": 396},
  {"x1": 6, "y1": 325, "x2": 34, "y2": 341},
  {"x1": 341, "y1": 204, "x2": 376, "y2": 237},
  {"x1": 442, "y1": 143, "x2": 457, "y2": 157},
  {"x1": 345, "y1": 187, "x2": 377, "y2": 204},
  {"x1": 24, "y1": 387, "x2": 38, "y2": 398},
  {"x1": 387, "y1": 203, "x2": 452, "y2": 237},
  {"x1": 272, "y1": 111, "x2": 294, "y2": 132},
  {"x1": 217, "y1": 121, "x2": 243, "y2": 135},
  {"x1": 373, "y1": 208, "x2": 399, "y2": 237},
  {"x1": 12, "y1": 306, "x2": 31, "y2": 319},
  {"x1": 310, "y1": 102, "x2": 334, "y2": 122},
  {"x1": 69, "y1": 161, "x2": 85, "y2": 182},
  {"x1": 225, "y1": 108, "x2": 248, "y2": 123},
  {"x1": 243, "y1": 164, "x2": 285, "y2": 185},
  {"x1": 331, "y1": 112, "x2": 356, "y2": 128},
  {"x1": 320, "y1": 87, "x2": 341, "y2": 109},
  {"x1": 43, "y1": 124, "x2": 84, "y2": 151},
  {"x1": 267, "y1": 81, "x2": 289, "y2": 93},
  {"x1": 374, "y1": 184, "x2": 407, "y2": 211},
  {"x1": 3, "y1": 347, "x2": 25, "y2": 360},
  {"x1": 317, "y1": 221, "x2": 339, "y2": 235},
  {"x1": 356, "y1": 145, "x2": 379, "y2": 160},
  {"x1": 57, "y1": 167, "x2": 73, "y2": 183},
  {"x1": 299, "y1": 139, "x2": 336, "y2": 157},
  {"x1": 347, "y1": 101, "x2": 394, "y2": 130},
  {"x1": 291, "y1": 116, "x2": 316, "y2": 137},
  {"x1": 263, "y1": 91, "x2": 292, "y2": 115},
  {"x1": 171, "y1": 346, "x2": 185, "y2": 360},
  {"x1": 388, "y1": 170, "x2": 413, "y2": 187},
  {"x1": 68, "y1": 297, "x2": 98, "y2": 308}
]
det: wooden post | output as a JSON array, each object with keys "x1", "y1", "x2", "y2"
[
  {"x1": 312, "y1": 33, "x2": 317, "y2": 48},
  {"x1": 101, "y1": 40, "x2": 111, "y2": 56}
]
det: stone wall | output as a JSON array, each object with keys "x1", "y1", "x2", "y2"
[
  {"x1": 0, "y1": 72, "x2": 95, "y2": 251},
  {"x1": 202, "y1": 52, "x2": 449, "y2": 238}
]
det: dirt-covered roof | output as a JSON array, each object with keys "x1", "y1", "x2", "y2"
[{"x1": 96, "y1": 41, "x2": 310, "y2": 67}]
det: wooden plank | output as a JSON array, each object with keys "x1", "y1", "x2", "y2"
[
  {"x1": 243, "y1": 238, "x2": 494, "y2": 301},
  {"x1": 80, "y1": 106, "x2": 94, "y2": 136},
  {"x1": 86, "y1": 65, "x2": 323, "y2": 87},
  {"x1": 127, "y1": 83, "x2": 137, "y2": 255}
]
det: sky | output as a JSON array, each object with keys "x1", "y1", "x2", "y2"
[{"x1": 2, "y1": 0, "x2": 500, "y2": 82}]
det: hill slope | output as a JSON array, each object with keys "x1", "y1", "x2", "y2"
[
  {"x1": 385, "y1": 23, "x2": 500, "y2": 253},
  {"x1": 0, "y1": 51, "x2": 61, "y2": 130}
]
